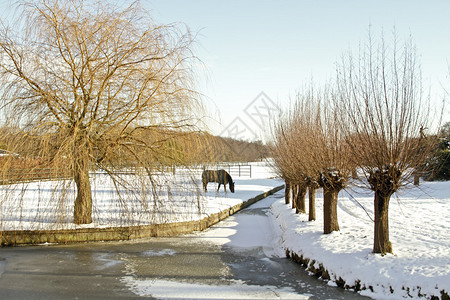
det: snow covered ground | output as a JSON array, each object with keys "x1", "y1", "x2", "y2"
[
  {"x1": 269, "y1": 180, "x2": 450, "y2": 299},
  {"x1": 0, "y1": 162, "x2": 280, "y2": 230},
  {"x1": 1, "y1": 161, "x2": 449, "y2": 299},
  {"x1": 123, "y1": 276, "x2": 305, "y2": 299},
  {"x1": 119, "y1": 168, "x2": 450, "y2": 299},
  {"x1": 121, "y1": 195, "x2": 312, "y2": 299}
]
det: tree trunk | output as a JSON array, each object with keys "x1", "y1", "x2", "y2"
[
  {"x1": 291, "y1": 184, "x2": 297, "y2": 210},
  {"x1": 373, "y1": 191, "x2": 392, "y2": 254},
  {"x1": 413, "y1": 171, "x2": 420, "y2": 186},
  {"x1": 285, "y1": 181, "x2": 290, "y2": 205},
  {"x1": 308, "y1": 186, "x2": 316, "y2": 221},
  {"x1": 73, "y1": 142, "x2": 92, "y2": 225},
  {"x1": 295, "y1": 184, "x2": 307, "y2": 214},
  {"x1": 323, "y1": 187, "x2": 339, "y2": 233},
  {"x1": 368, "y1": 167, "x2": 399, "y2": 254}
]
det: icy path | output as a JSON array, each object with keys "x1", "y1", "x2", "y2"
[
  {"x1": 122, "y1": 191, "x2": 368, "y2": 299},
  {"x1": 0, "y1": 191, "x2": 369, "y2": 299}
]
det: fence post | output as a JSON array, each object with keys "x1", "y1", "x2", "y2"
[{"x1": 413, "y1": 171, "x2": 420, "y2": 186}]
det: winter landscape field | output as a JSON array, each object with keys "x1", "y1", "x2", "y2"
[
  {"x1": 0, "y1": 163, "x2": 280, "y2": 231},
  {"x1": 1, "y1": 162, "x2": 448, "y2": 299}
]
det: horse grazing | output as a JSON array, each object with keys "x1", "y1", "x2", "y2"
[{"x1": 202, "y1": 169, "x2": 235, "y2": 193}]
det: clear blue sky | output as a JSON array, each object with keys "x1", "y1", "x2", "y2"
[
  {"x1": 1, "y1": 0, "x2": 448, "y2": 139},
  {"x1": 147, "y1": 0, "x2": 450, "y2": 139}
]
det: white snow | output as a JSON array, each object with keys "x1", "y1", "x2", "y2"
[
  {"x1": 0, "y1": 162, "x2": 280, "y2": 230},
  {"x1": 141, "y1": 249, "x2": 177, "y2": 257},
  {"x1": 120, "y1": 192, "x2": 308, "y2": 299},
  {"x1": 197, "y1": 195, "x2": 285, "y2": 257},
  {"x1": 121, "y1": 277, "x2": 306, "y2": 299},
  {"x1": 1, "y1": 161, "x2": 449, "y2": 299},
  {"x1": 269, "y1": 180, "x2": 450, "y2": 299}
]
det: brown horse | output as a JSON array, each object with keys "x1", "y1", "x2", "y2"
[{"x1": 202, "y1": 169, "x2": 235, "y2": 193}]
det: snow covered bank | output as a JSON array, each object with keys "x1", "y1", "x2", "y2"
[
  {"x1": 0, "y1": 162, "x2": 285, "y2": 246},
  {"x1": 0, "y1": 163, "x2": 279, "y2": 231},
  {"x1": 269, "y1": 181, "x2": 450, "y2": 299}
]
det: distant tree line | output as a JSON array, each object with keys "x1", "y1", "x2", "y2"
[
  {"x1": 0, "y1": 127, "x2": 268, "y2": 169},
  {"x1": 422, "y1": 122, "x2": 450, "y2": 181}
]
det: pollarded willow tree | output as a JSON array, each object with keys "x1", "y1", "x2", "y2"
[
  {"x1": 336, "y1": 31, "x2": 436, "y2": 254},
  {"x1": 270, "y1": 93, "x2": 314, "y2": 215},
  {"x1": 270, "y1": 85, "x2": 352, "y2": 231},
  {"x1": 312, "y1": 87, "x2": 353, "y2": 234},
  {"x1": 283, "y1": 89, "x2": 323, "y2": 220},
  {"x1": 0, "y1": 0, "x2": 202, "y2": 224}
]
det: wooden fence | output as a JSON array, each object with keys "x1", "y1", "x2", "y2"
[
  {"x1": 0, "y1": 167, "x2": 72, "y2": 185},
  {"x1": 0, "y1": 162, "x2": 253, "y2": 185},
  {"x1": 219, "y1": 164, "x2": 252, "y2": 177}
]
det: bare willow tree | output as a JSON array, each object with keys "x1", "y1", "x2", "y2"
[
  {"x1": 336, "y1": 31, "x2": 435, "y2": 254},
  {"x1": 270, "y1": 85, "x2": 351, "y2": 230},
  {"x1": 273, "y1": 86, "x2": 352, "y2": 233},
  {"x1": 0, "y1": 0, "x2": 202, "y2": 224},
  {"x1": 285, "y1": 89, "x2": 323, "y2": 220},
  {"x1": 312, "y1": 87, "x2": 353, "y2": 234},
  {"x1": 269, "y1": 115, "x2": 298, "y2": 207}
]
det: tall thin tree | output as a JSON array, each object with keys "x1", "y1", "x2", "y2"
[{"x1": 336, "y1": 30, "x2": 435, "y2": 254}]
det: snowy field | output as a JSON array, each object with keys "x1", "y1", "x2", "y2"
[
  {"x1": 0, "y1": 162, "x2": 280, "y2": 231},
  {"x1": 1, "y1": 161, "x2": 449, "y2": 299},
  {"x1": 269, "y1": 180, "x2": 450, "y2": 299}
]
